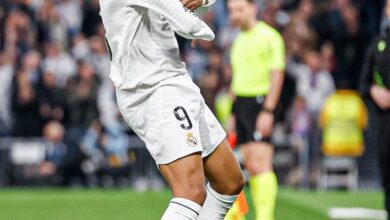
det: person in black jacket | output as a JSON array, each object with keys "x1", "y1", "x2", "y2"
[
  {"x1": 360, "y1": 0, "x2": 390, "y2": 217},
  {"x1": 39, "y1": 121, "x2": 87, "y2": 186}
]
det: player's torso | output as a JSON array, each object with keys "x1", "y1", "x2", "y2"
[
  {"x1": 231, "y1": 25, "x2": 270, "y2": 69},
  {"x1": 99, "y1": 1, "x2": 186, "y2": 90},
  {"x1": 147, "y1": 12, "x2": 178, "y2": 51},
  {"x1": 230, "y1": 22, "x2": 274, "y2": 96}
]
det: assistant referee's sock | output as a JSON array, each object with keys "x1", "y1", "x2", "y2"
[
  {"x1": 198, "y1": 183, "x2": 238, "y2": 220},
  {"x1": 161, "y1": 198, "x2": 201, "y2": 220},
  {"x1": 249, "y1": 172, "x2": 278, "y2": 220}
]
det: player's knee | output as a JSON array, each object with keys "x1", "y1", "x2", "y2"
[
  {"x1": 244, "y1": 143, "x2": 273, "y2": 175},
  {"x1": 234, "y1": 173, "x2": 246, "y2": 194},
  {"x1": 225, "y1": 174, "x2": 245, "y2": 195},
  {"x1": 213, "y1": 172, "x2": 245, "y2": 195},
  {"x1": 187, "y1": 184, "x2": 207, "y2": 204},
  {"x1": 172, "y1": 182, "x2": 206, "y2": 205}
]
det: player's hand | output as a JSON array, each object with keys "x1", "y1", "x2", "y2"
[
  {"x1": 371, "y1": 85, "x2": 390, "y2": 110},
  {"x1": 181, "y1": 0, "x2": 203, "y2": 11},
  {"x1": 256, "y1": 111, "x2": 274, "y2": 138}
]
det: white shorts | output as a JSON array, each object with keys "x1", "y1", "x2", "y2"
[{"x1": 116, "y1": 74, "x2": 226, "y2": 165}]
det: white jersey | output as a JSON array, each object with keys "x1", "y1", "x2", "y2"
[
  {"x1": 100, "y1": 1, "x2": 226, "y2": 165},
  {"x1": 99, "y1": 0, "x2": 215, "y2": 90}
]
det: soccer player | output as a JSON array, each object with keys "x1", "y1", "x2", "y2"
[
  {"x1": 227, "y1": 0, "x2": 285, "y2": 219},
  {"x1": 98, "y1": 0, "x2": 245, "y2": 219}
]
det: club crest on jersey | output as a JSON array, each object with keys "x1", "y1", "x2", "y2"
[{"x1": 186, "y1": 132, "x2": 198, "y2": 147}]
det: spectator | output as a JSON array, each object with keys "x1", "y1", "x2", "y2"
[
  {"x1": 290, "y1": 96, "x2": 310, "y2": 144},
  {"x1": 65, "y1": 60, "x2": 100, "y2": 131},
  {"x1": 199, "y1": 67, "x2": 219, "y2": 112},
  {"x1": 319, "y1": 41, "x2": 336, "y2": 73},
  {"x1": 37, "y1": 70, "x2": 66, "y2": 124},
  {"x1": 39, "y1": 121, "x2": 67, "y2": 177},
  {"x1": 21, "y1": 50, "x2": 41, "y2": 87},
  {"x1": 11, "y1": 69, "x2": 42, "y2": 136},
  {"x1": 56, "y1": 0, "x2": 82, "y2": 39},
  {"x1": 295, "y1": 50, "x2": 335, "y2": 186},
  {"x1": 81, "y1": 120, "x2": 131, "y2": 186},
  {"x1": 81, "y1": 0, "x2": 102, "y2": 37},
  {"x1": 87, "y1": 36, "x2": 119, "y2": 128},
  {"x1": 36, "y1": 1, "x2": 68, "y2": 48},
  {"x1": 199, "y1": 48, "x2": 224, "y2": 112},
  {"x1": 284, "y1": 0, "x2": 317, "y2": 61},
  {"x1": 0, "y1": 52, "x2": 14, "y2": 136},
  {"x1": 5, "y1": 10, "x2": 34, "y2": 56},
  {"x1": 287, "y1": 96, "x2": 311, "y2": 187},
  {"x1": 324, "y1": 0, "x2": 362, "y2": 86},
  {"x1": 71, "y1": 34, "x2": 90, "y2": 61},
  {"x1": 185, "y1": 39, "x2": 214, "y2": 82},
  {"x1": 40, "y1": 120, "x2": 87, "y2": 186},
  {"x1": 296, "y1": 51, "x2": 335, "y2": 115},
  {"x1": 41, "y1": 42, "x2": 77, "y2": 88}
]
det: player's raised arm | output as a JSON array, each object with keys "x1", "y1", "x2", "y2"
[{"x1": 128, "y1": 0, "x2": 215, "y2": 41}]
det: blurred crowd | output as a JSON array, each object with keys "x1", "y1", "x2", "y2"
[
  {"x1": 0, "y1": 0, "x2": 386, "y2": 187},
  {"x1": 0, "y1": 0, "x2": 132, "y2": 186}
]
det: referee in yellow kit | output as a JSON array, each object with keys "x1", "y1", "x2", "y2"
[{"x1": 227, "y1": 0, "x2": 285, "y2": 219}]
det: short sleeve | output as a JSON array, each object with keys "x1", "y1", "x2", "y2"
[{"x1": 268, "y1": 30, "x2": 286, "y2": 72}]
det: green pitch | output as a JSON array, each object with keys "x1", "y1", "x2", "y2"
[{"x1": 0, "y1": 187, "x2": 383, "y2": 220}]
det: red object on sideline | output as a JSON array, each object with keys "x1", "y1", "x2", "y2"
[{"x1": 228, "y1": 132, "x2": 237, "y2": 149}]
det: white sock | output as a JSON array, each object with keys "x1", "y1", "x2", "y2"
[
  {"x1": 161, "y1": 197, "x2": 202, "y2": 220},
  {"x1": 197, "y1": 183, "x2": 238, "y2": 220}
]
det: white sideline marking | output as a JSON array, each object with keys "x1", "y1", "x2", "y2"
[{"x1": 328, "y1": 207, "x2": 387, "y2": 219}]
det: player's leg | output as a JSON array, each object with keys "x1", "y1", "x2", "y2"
[
  {"x1": 198, "y1": 138, "x2": 245, "y2": 220},
  {"x1": 116, "y1": 83, "x2": 206, "y2": 220},
  {"x1": 196, "y1": 105, "x2": 245, "y2": 220},
  {"x1": 235, "y1": 97, "x2": 278, "y2": 220},
  {"x1": 203, "y1": 138, "x2": 245, "y2": 195},
  {"x1": 241, "y1": 142, "x2": 277, "y2": 220},
  {"x1": 159, "y1": 153, "x2": 206, "y2": 220},
  {"x1": 150, "y1": 81, "x2": 216, "y2": 219}
]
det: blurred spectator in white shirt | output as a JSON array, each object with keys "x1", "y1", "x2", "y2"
[
  {"x1": 293, "y1": 50, "x2": 335, "y2": 186},
  {"x1": 296, "y1": 51, "x2": 335, "y2": 115},
  {"x1": 41, "y1": 42, "x2": 77, "y2": 88},
  {"x1": 56, "y1": 0, "x2": 82, "y2": 38}
]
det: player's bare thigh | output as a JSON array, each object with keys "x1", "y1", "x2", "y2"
[
  {"x1": 239, "y1": 142, "x2": 274, "y2": 176},
  {"x1": 159, "y1": 152, "x2": 207, "y2": 205},
  {"x1": 203, "y1": 138, "x2": 245, "y2": 195}
]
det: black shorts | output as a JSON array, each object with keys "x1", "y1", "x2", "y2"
[{"x1": 232, "y1": 96, "x2": 272, "y2": 145}]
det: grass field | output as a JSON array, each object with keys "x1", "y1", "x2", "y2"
[{"x1": 0, "y1": 187, "x2": 384, "y2": 220}]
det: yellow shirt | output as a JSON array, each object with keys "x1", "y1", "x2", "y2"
[
  {"x1": 320, "y1": 90, "x2": 368, "y2": 157},
  {"x1": 230, "y1": 22, "x2": 285, "y2": 97}
]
